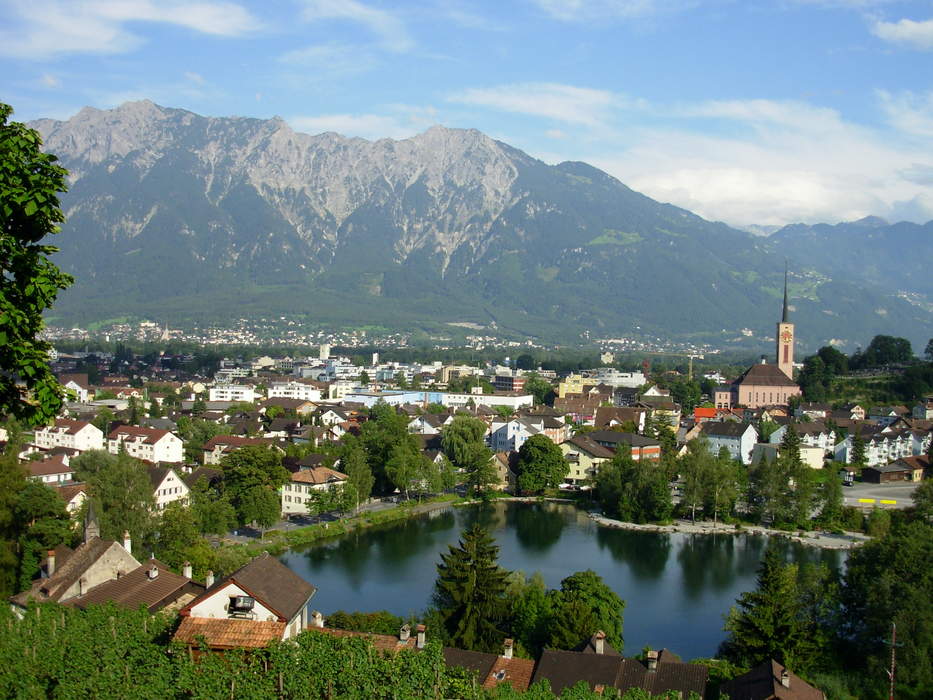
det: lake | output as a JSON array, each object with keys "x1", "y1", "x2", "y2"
[{"x1": 280, "y1": 501, "x2": 844, "y2": 659}]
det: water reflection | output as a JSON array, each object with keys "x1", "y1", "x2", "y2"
[
  {"x1": 595, "y1": 528, "x2": 671, "y2": 581},
  {"x1": 509, "y1": 503, "x2": 566, "y2": 552}
]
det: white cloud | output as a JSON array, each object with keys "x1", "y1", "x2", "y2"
[
  {"x1": 0, "y1": 0, "x2": 260, "y2": 59},
  {"x1": 450, "y1": 82, "x2": 623, "y2": 127},
  {"x1": 872, "y1": 17, "x2": 933, "y2": 50},
  {"x1": 184, "y1": 72, "x2": 206, "y2": 85},
  {"x1": 289, "y1": 113, "x2": 418, "y2": 140},
  {"x1": 299, "y1": 0, "x2": 412, "y2": 52},
  {"x1": 39, "y1": 74, "x2": 61, "y2": 88},
  {"x1": 878, "y1": 89, "x2": 933, "y2": 138}
]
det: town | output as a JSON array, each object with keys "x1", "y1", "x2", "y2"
[{"x1": 4, "y1": 282, "x2": 932, "y2": 699}]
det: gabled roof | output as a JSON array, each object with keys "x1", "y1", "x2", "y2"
[
  {"x1": 736, "y1": 363, "x2": 798, "y2": 388},
  {"x1": 442, "y1": 648, "x2": 535, "y2": 692},
  {"x1": 589, "y1": 430, "x2": 661, "y2": 448},
  {"x1": 202, "y1": 435, "x2": 271, "y2": 450},
  {"x1": 42, "y1": 418, "x2": 95, "y2": 435},
  {"x1": 184, "y1": 552, "x2": 315, "y2": 622},
  {"x1": 67, "y1": 558, "x2": 201, "y2": 612},
  {"x1": 700, "y1": 421, "x2": 756, "y2": 439},
  {"x1": 27, "y1": 455, "x2": 73, "y2": 477},
  {"x1": 720, "y1": 659, "x2": 824, "y2": 700},
  {"x1": 108, "y1": 425, "x2": 173, "y2": 444},
  {"x1": 562, "y1": 435, "x2": 615, "y2": 459},
  {"x1": 184, "y1": 466, "x2": 223, "y2": 489},
  {"x1": 290, "y1": 466, "x2": 348, "y2": 485},
  {"x1": 147, "y1": 464, "x2": 182, "y2": 490}
]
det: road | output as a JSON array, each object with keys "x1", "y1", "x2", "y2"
[{"x1": 843, "y1": 481, "x2": 920, "y2": 509}]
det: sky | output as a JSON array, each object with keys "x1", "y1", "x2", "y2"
[{"x1": 1, "y1": 0, "x2": 932, "y2": 228}]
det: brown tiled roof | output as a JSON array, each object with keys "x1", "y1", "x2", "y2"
[
  {"x1": 195, "y1": 552, "x2": 316, "y2": 622},
  {"x1": 108, "y1": 425, "x2": 172, "y2": 444},
  {"x1": 67, "y1": 559, "x2": 202, "y2": 612},
  {"x1": 173, "y1": 617, "x2": 285, "y2": 649},
  {"x1": 46, "y1": 418, "x2": 93, "y2": 435},
  {"x1": 533, "y1": 649, "x2": 622, "y2": 693},
  {"x1": 589, "y1": 430, "x2": 660, "y2": 448},
  {"x1": 482, "y1": 656, "x2": 535, "y2": 691},
  {"x1": 720, "y1": 659, "x2": 824, "y2": 700},
  {"x1": 27, "y1": 455, "x2": 73, "y2": 477},
  {"x1": 736, "y1": 364, "x2": 798, "y2": 387},
  {"x1": 10, "y1": 537, "x2": 121, "y2": 606},
  {"x1": 615, "y1": 656, "x2": 708, "y2": 698},
  {"x1": 53, "y1": 482, "x2": 87, "y2": 503},
  {"x1": 202, "y1": 435, "x2": 270, "y2": 450},
  {"x1": 184, "y1": 466, "x2": 223, "y2": 489},
  {"x1": 290, "y1": 467, "x2": 348, "y2": 485}
]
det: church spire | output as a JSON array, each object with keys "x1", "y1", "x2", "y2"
[{"x1": 781, "y1": 262, "x2": 789, "y2": 323}]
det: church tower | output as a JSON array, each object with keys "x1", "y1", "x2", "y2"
[{"x1": 776, "y1": 265, "x2": 794, "y2": 378}]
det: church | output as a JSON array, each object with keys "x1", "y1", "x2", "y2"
[{"x1": 713, "y1": 269, "x2": 802, "y2": 410}]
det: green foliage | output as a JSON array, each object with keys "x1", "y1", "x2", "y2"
[
  {"x1": 72, "y1": 449, "x2": 156, "y2": 546},
  {"x1": 175, "y1": 417, "x2": 231, "y2": 463},
  {"x1": 155, "y1": 500, "x2": 200, "y2": 568},
  {"x1": 326, "y1": 609, "x2": 407, "y2": 636},
  {"x1": 913, "y1": 478, "x2": 933, "y2": 522},
  {"x1": 359, "y1": 402, "x2": 418, "y2": 493},
  {"x1": 852, "y1": 335, "x2": 913, "y2": 368},
  {"x1": 817, "y1": 466, "x2": 844, "y2": 528},
  {"x1": 340, "y1": 438, "x2": 375, "y2": 511},
  {"x1": 516, "y1": 434, "x2": 568, "y2": 493},
  {"x1": 219, "y1": 445, "x2": 288, "y2": 527},
  {"x1": 187, "y1": 477, "x2": 237, "y2": 536},
  {"x1": 0, "y1": 104, "x2": 74, "y2": 425},
  {"x1": 434, "y1": 524, "x2": 509, "y2": 652},
  {"x1": 443, "y1": 416, "x2": 496, "y2": 493},
  {"x1": 841, "y1": 522, "x2": 933, "y2": 697},
  {"x1": 595, "y1": 446, "x2": 672, "y2": 524},
  {"x1": 523, "y1": 372, "x2": 555, "y2": 406},
  {"x1": 546, "y1": 570, "x2": 625, "y2": 652},
  {"x1": 91, "y1": 407, "x2": 115, "y2": 434},
  {"x1": 720, "y1": 547, "x2": 818, "y2": 674},
  {"x1": 865, "y1": 507, "x2": 890, "y2": 538}
]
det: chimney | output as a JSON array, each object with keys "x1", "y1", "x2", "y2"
[
  {"x1": 399, "y1": 624, "x2": 411, "y2": 642},
  {"x1": 647, "y1": 650, "x2": 659, "y2": 671},
  {"x1": 311, "y1": 611, "x2": 325, "y2": 628},
  {"x1": 147, "y1": 565, "x2": 159, "y2": 580},
  {"x1": 760, "y1": 355, "x2": 767, "y2": 365},
  {"x1": 594, "y1": 630, "x2": 606, "y2": 655},
  {"x1": 416, "y1": 624, "x2": 426, "y2": 649},
  {"x1": 205, "y1": 570, "x2": 215, "y2": 588},
  {"x1": 46, "y1": 550, "x2": 56, "y2": 577},
  {"x1": 503, "y1": 638, "x2": 514, "y2": 659},
  {"x1": 122, "y1": 530, "x2": 132, "y2": 555},
  {"x1": 78, "y1": 577, "x2": 86, "y2": 596},
  {"x1": 182, "y1": 561, "x2": 192, "y2": 579},
  {"x1": 780, "y1": 669, "x2": 790, "y2": 688}
]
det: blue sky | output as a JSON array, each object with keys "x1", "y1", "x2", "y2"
[{"x1": 2, "y1": 0, "x2": 932, "y2": 227}]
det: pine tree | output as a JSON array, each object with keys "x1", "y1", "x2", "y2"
[
  {"x1": 433, "y1": 525, "x2": 508, "y2": 652},
  {"x1": 720, "y1": 547, "x2": 814, "y2": 671},
  {"x1": 851, "y1": 432, "x2": 867, "y2": 471}
]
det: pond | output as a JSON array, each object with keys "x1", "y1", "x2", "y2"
[{"x1": 280, "y1": 501, "x2": 844, "y2": 659}]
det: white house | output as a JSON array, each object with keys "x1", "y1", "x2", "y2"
[
  {"x1": 441, "y1": 391, "x2": 534, "y2": 412},
  {"x1": 769, "y1": 422, "x2": 836, "y2": 455},
  {"x1": 108, "y1": 426, "x2": 184, "y2": 464},
  {"x1": 175, "y1": 553, "x2": 317, "y2": 647},
  {"x1": 488, "y1": 418, "x2": 540, "y2": 452},
  {"x1": 267, "y1": 380, "x2": 323, "y2": 403},
  {"x1": 33, "y1": 419, "x2": 104, "y2": 453},
  {"x1": 281, "y1": 467, "x2": 349, "y2": 516},
  {"x1": 59, "y1": 374, "x2": 91, "y2": 403},
  {"x1": 698, "y1": 421, "x2": 759, "y2": 465},
  {"x1": 208, "y1": 385, "x2": 258, "y2": 403},
  {"x1": 202, "y1": 436, "x2": 276, "y2": 466},
  {"x1": 147, "y1": 464, "x2": 189, "y2": 510},
  {"x1": 833, "y1": 429, "x2": 916, "y2": 467},
  {"x1": 27, "y1": 454, "x2": 75, "y2": 484}
]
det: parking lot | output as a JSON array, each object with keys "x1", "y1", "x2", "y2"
[{"x1": 843, "y1": 480, "x2": 920, "y2": 509}]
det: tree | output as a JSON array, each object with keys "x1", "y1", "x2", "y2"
[
  {"x1": 191, "y1": 394, "x2": 207, "y2": 417},
  {"x1": 442, "y1": 416, "x2": 495, "y2": 493},
  {"x1": 523, "y1": 373, "x2": 554, "y2": 406},
  {"x1": 706, "y1": 447, "x2": 744, "y2": 525},
  {"x1": 720, "y1": 547, "x2": 815, "y2": 672},
  {"x1": 680, "y1": 439, "x2": 714, "y2": 521},
  {"x1": 865, "y1": 506, "x2": 890, "y2": 538},
  {"x1": 925, "y1": 338, "x2": 933, "y2": 363},
  {"x1": 187, "y1": 477, "x2": 236, "y2": 536},
  {"x1": 859, "y1": 334, "x2": 913, "y2": 367},
  {"x1": 0, "y1": 104, "x2": 74, "y2": 424},
  {"x1": 818, "y1": 465, "x2": 844, "y2": 528},
  {"x1": 12, "y1": 480, "x2": 71, "y2": 591},
  {"x1": 72, "y1": 450, "x2": 156, "y2": 547},
  {"x1": 842, "y1": 522, "x2": 933, "y2": 696},
  {"x1": 515, "y1": 434, "x2": 568, "y2": 493},
  {"x1": 358, "y1": 370, "x2": 370, "y2": 385},
  {"x1": 340, "y1": 439, "x2": 374, "y2": 512},
  {"x1": 545, "y1": 570, "x2": 625, "y2": 651},
  {"x1": 155, "y1": 501, "x2": 200, "y2": 568},
  {"x1": 515, "y1": 354, "x2": 536, "y2": 370},
  {"x1": 850, "y1": 432, "x2": 867, "y2": 471},
  {"x1": 913, "y1": 478, "x2": 933, "y2": 521},
  {"x1": 359, "y1": 402, "x2": 417, "y2": 492},
  {"x1": 91, "y1": 408, "x2": 114, "y2": 434},
  {"x1": 595, "y1": 445, "x2": 672, "y2": 524},
  {"x1": 433, "y1": 524, "x2": 508, "y2": 652},
  {"x1": 175, "y1": 417, "x2": 231, "y2": 463},
  {"x1": 219, "y1": 445, "x2": 288, "y2": 526}
]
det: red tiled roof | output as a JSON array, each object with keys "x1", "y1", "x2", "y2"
[
  {"x1": 290, "y1": 467, "x2": 348, "y2": 485},
  {"x1": 27, "y1": 455, "x2": 73, "y2": 477},
  {"x1": 173, "y1": 617, "x2": 285, "y2": 649},
  {"x1": 108, "y1": 425, "x2": 172, "y2": 444}
]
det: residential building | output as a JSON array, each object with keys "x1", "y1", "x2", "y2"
[
  {"x1": 202, "y1": 436, "x2": 277, "y2": 465},
  {"x1": 268, "y1": 380, "x2": 324, "y2": 403},
  {"x1": 59, "y1": 373, "x2": 91, "y2": 403},
  {"x1": 107, "y1": 425, "x2": 184, "y2": 464},
  {"x1": 560, "y1": 435, "x2": 614, "y2": 484},
  {"x1": 488, "y1": 418, "x2": 541, "y2": 452},
  {"x1": 174, "y1": 553, "x2": 317, "y2": 648},
  {"x1": 750, "y1": 443, "x2": 825, "y2": 470},
  {"x1": 148, "y1": 464, "x2": 189, "y2": 510},
  {"x1": 912, "y1": 396, "x2": 933, "y2": 420},
  {"x1": 699, "y1": 422, "x2": 759, "y2": 465},
  {"x1": 53, "y1": 482, "x2": 87, "y2": 514},
  {"x1": 208, "y1": 384, "x2": 257, "y2": 403},
  {"x1": 33, "y1": 418, "x2": 103, "y2": 453},
  {"x1": 281, "y1": 467, "x2": 349, "y2": 516},
  {"x1": 27, "y1": 454, "x2": 75, "y2": 484},
  {"x1": 768, "y1": 422, "x2": 836, "y2": 455},
  {"x1": 588, "y1": 430, "x2": 662, "y2": 461}
]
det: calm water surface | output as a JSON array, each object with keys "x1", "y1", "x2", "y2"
[{"x1": 280, "y1": 502, "x2": 844, "y2": 659}]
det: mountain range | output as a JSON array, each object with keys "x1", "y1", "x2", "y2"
[{"x1": 30, "y1": 101, "x2": 933, "y2": 351}]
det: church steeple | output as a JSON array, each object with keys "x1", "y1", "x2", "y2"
[
  {"x1": 776, "y1": 263, "x2": 795, "y2": 379},
  {"x1": 781, "y1": 262, "x2": 789, "y2": 323}
]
